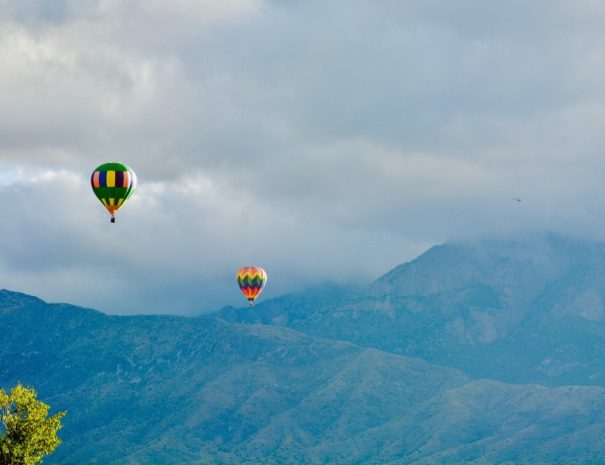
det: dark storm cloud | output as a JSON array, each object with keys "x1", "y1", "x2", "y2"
[{"x1": 2, "y1": 0, "x2": 605, "y2": 313}]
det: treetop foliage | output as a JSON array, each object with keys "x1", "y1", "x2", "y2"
[{"x1": 0, "y1": 384, "x2": 65, "y2": 465}]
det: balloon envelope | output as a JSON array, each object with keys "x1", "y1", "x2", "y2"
[
  {"x1": 91, "y1": 163, "x2": 137, "y2": 222},
  {"x1": 236, "y1": 266, "x2": 267, "y2": 304}
]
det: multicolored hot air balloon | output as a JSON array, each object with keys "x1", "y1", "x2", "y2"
[
  {"x1": 236, "y1": 266, "x2": 267, "y2": 306},
  {"x1": 91, "y1": 163, "x2": 137, "y2": 223}
]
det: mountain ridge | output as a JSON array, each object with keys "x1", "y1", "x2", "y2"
[{"x1": 4, "y1": 234, "x2": 605, "y2": 463}]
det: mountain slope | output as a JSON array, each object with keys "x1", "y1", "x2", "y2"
[
  {"x1": 1, "y1": 291, "x2": 466, "y2": 464},
  {"x1": 3, "y1": 286, "x2": 605, "y2": 464}
]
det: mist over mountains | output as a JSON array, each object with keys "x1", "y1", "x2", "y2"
[
  {"x1": 3, "y1": 234, "x2": 605, "y2": 464},
  {"x1": 225, "y1": 234, "x2": 605, "y2": 387}
]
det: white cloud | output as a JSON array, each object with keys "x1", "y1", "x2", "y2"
[
  {"x1": 0, "y1": 167, "x2": 24, "y2": 185},
  {"x1": 138, "y1": 0, "x2": 263, "y2": 24}
]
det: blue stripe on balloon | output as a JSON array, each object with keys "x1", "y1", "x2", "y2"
[{"x1": 99, "y1": 171, "x2": 107, "y2": 187}]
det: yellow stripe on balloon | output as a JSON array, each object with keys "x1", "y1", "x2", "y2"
[{"x1": 106, "y1": 171, "x2": 116, "y2": 187}]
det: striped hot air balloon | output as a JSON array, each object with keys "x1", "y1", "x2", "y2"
[
  {"x1": 91, "y1": 163, "x2": 137, "y2": 223},
  {"x1": 236, "y1": 266, "x2": 267, "y2": 306}
]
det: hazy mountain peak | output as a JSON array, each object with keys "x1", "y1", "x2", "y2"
[{"x1": 371, "y1": 233, "x2": 605, "y2": 300}]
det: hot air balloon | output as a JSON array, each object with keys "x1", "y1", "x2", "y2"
[
  {"x1": 91, "y1": 163, "x2": 137, "y2": 223},
  {"x1": 236, "y1": 266, "x2": 267, "y2": 306}
]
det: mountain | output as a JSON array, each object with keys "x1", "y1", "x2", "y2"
[
  {"x1": 223, "y1": 234, "x2": 605, "y2": 386},
  {"x1": 4, "y1": 234, "x2": 605, "y2": 463}
]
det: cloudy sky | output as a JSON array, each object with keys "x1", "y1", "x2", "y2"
[{"x1": 2, "y1": 0, "x2": 605, "y2": 314}]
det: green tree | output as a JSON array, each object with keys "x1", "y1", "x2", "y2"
[{"x1": 0, "y1": 384, "x2": 66, "y2": 465}]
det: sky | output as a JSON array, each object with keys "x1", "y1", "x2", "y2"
[{"x1": 2, "y1": 0, "x2": 605, "y2": 315}]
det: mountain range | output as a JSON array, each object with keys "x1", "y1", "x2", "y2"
[{"x1": 3, "y1": 233, "x2": 605, "y2": 464}]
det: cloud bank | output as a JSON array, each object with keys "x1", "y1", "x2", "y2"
[{"x1": 2, "y1": 0, "x2": 605, "y2": 313}]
